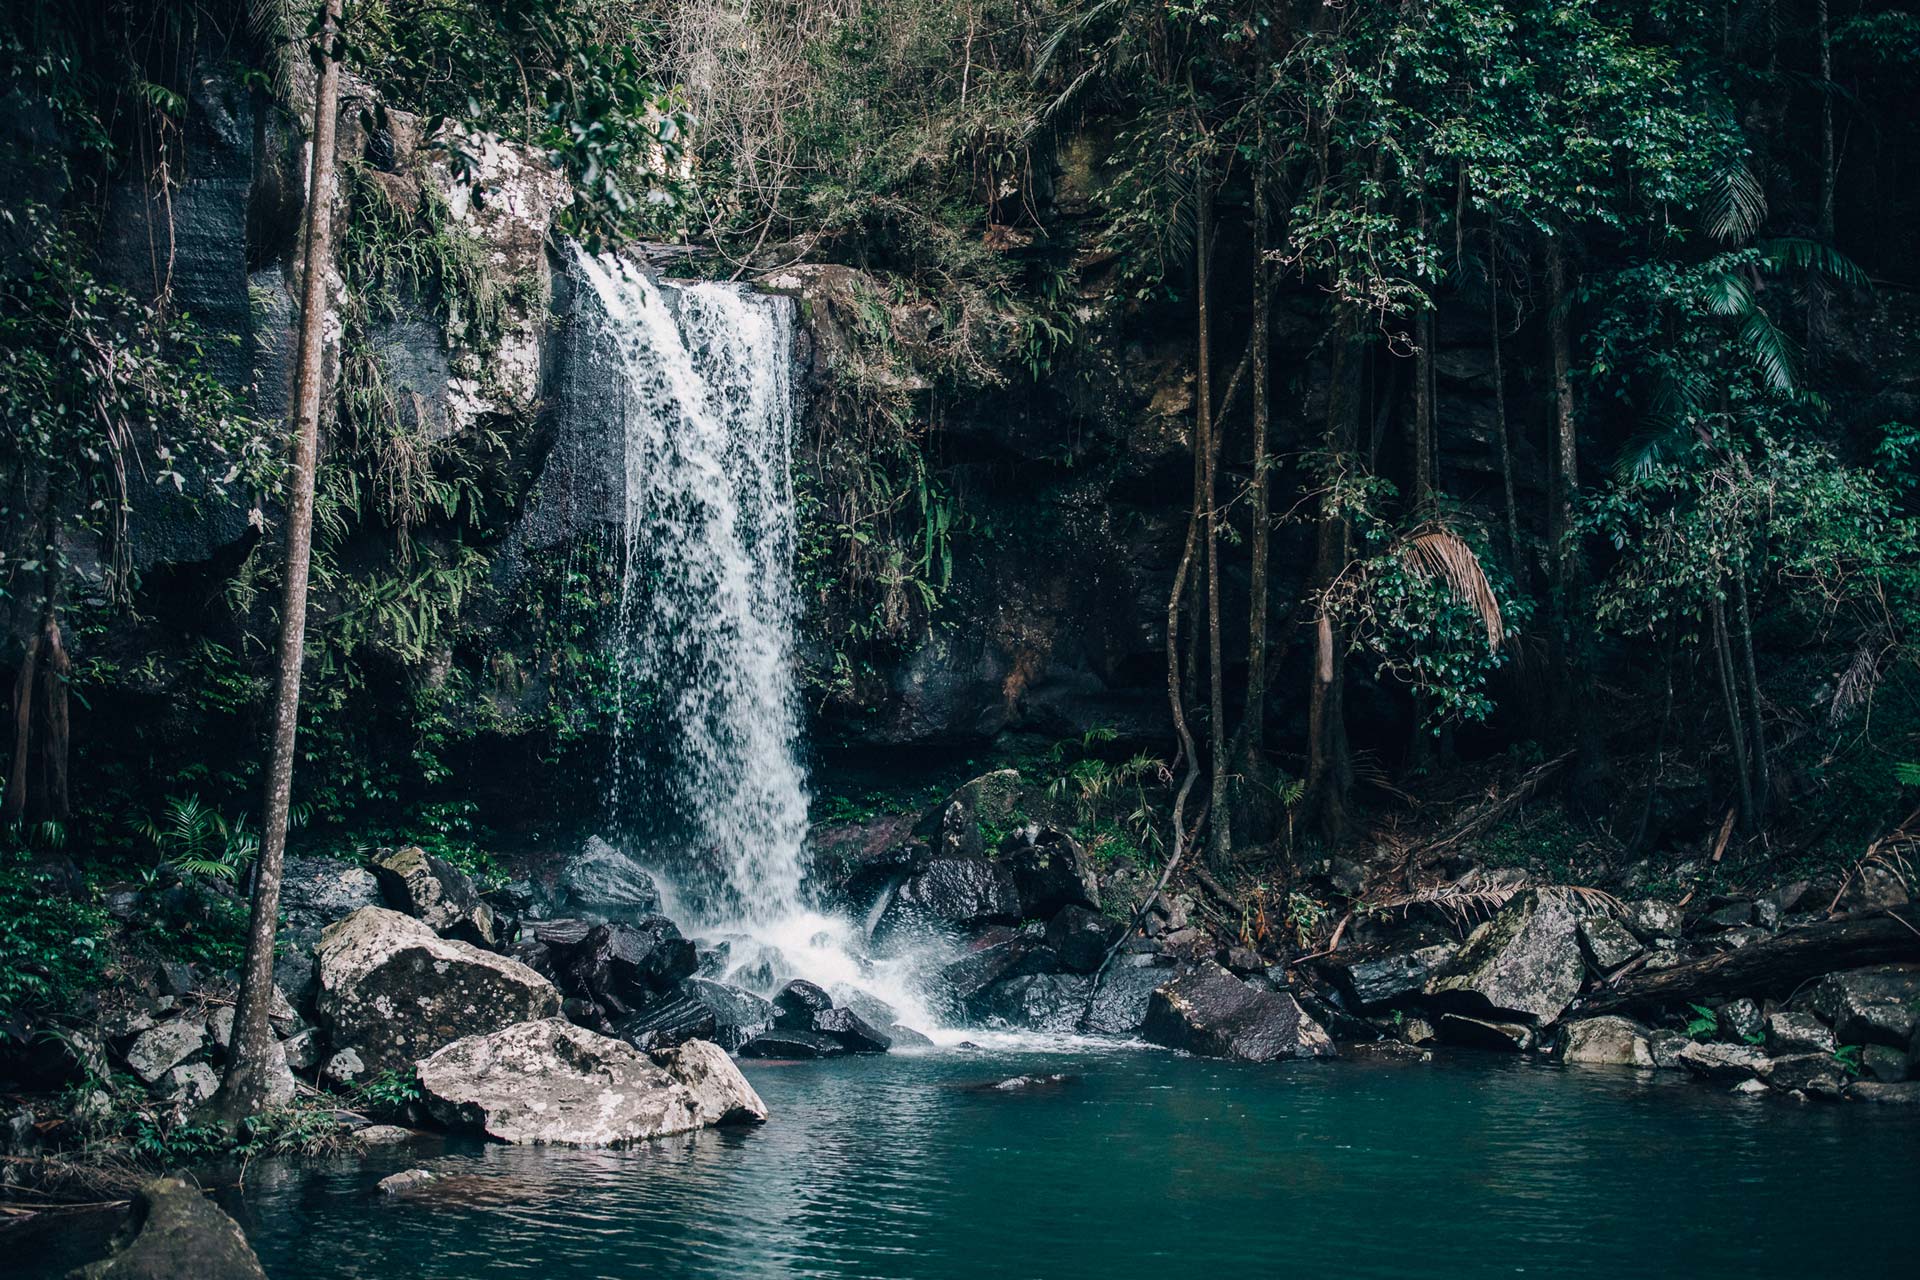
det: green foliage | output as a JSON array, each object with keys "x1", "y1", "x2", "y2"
[
  {"x1": 351, "y1": 1067, "x2": 425, "y2": 1121},
  {"x1": 134, "y1": 795, "x2": 258, "y2": 885},
  {"x1": 1684, "y1": 1003, "x2": 1719, "y2": 1040},
  {"x1": 0, "y1": 846, "x2": 109, "y2": 1036}
]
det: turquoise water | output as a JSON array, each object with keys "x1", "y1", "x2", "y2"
[{"x1": 28, "y1": 1046, "x2": 1920, "y2": 1278}]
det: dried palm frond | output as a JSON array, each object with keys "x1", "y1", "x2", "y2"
[
  {"x1": 1365, "y1": 880, "x2": 1623, "y2": 929},
  {"x1": 1826, "y1": 815, "x2": 1919, "y2": 915},
  {"x1": 1398, "y1": 527, "x2": 1504, "y2": 652},
  {"x1": 1827, "y1": 638, "x2": 1886, "y2": 727}
]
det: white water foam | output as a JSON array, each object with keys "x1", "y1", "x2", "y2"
[{"x1": 570, "y1": 246, "x2": 947, "y2": 1033}]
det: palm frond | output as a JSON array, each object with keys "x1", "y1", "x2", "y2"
[
  {"x1": 1700, "y1": 267, "x2": 1757, "y2": 318},
  {"x1": 1754, "y1": 237, "x2": 1871, "y2": 290},
  {"x1": 1398, "y1": 528, "x2": 1504, "y2": 652},
  {"x1": 1828, "y1": 639, "x2": 1885, "y2": 727},
  {"x1": 1705, "y1": 158, "x2": 1767, "y2": 244},
  {"x1": 1737, "y1": 309, "x2": 1799, "y2": 392}
]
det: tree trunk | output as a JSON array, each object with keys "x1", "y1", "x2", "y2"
[
  {"x1": 1711, "y1": 595, "x2": 1756, "y2": 829},
  {"x1": 1304, "y1": 320, "x2": 1361, "y2": 843},
  {"x1": 36, "y1": 616, "x2": 68, "y2": 823},
  {"x1": 1817, "y1": 0, "x2": 1834, "y2": 245},
  {"x1": 216, "y1": 0, "x2": 342, "y2": 1124},
  {"x1": 1412, "y1": 196, "x2": 1434, "y2": 511},
  {"x1": 4, "y1": 629, "x2": 41, "y2": 825},
  {"x1": 1197, "y1": 174, "x2": 1231, "y2": 868},
  {"x1": 1733, "y1": 568, "x2": 1770, "y2": 822},
  {"x1": 1240, "y1": 152, "x2": 1273, "y2": 765},
  {"x1": 1490, "y1": 232, "x2": 1520, "y2": 572}
]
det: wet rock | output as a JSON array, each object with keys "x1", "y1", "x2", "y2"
[
  {"x1": 682, "y1": 978, "x2": 776, "y2": 1052},
  {"x1": 1624, "y1": 899, "x2": 1684, "y2": 942},
  {"x1": 417, "y1": 1019, "x2": 730, "y2": 1145},
  {"x1": 912, "y1": 769, "x2": 1064, "y2": 859},
  {"x1": 1560, "y1": 1016, "x2": 1655, "y2": 1066},
  {"x1": 1809, "y1": 965, "x2": 1920, "y2": 1048},
  {"x1": 811, "y1": 1007, "x2": 892, "y2": 1054},
  {"x1": 372, "y1": 846, "x2": 497, "y2": 946},
  {"x1": 968, "y1": 973, "x2": 1093, "y2": 1032},
  {"x1": 737, "y1": 1029, "x2": 849, "y2": 1059},
  {"x1": 1675, "y1": 1041, "x2": 1770, "y2": 1080},
  {"x1": 885, "y1": 1023, "x2": 936, "y2": 1048},
  {"x1": 1835, "y1": 865, "x2": 1911, "y2": 913},
  {"x1": 125, "y1": 1019, "x2": 208, "y2": 1085},
  {"x1": 1648, "y1": 1029, "x2": 1692, "y2": 1069},
  {"x1": 937, "y1": 937, "x2": 1060, "y2": 1018},
  {"x1": 1045, "y1": 905, "x2": 1124, "y2": 974},
  {"x1": 377, "y1": 1169, "x2": 436, "y2": 1195},
  {"x1": 829, "y1": 987, "x2": 900, "y2": 1030},
  {"x1": 1715, "y1": 998, "x2": 1765, "y2": 1044},
  {"x1": 978, "y1": 1073, "x2": 1079, "y2": 1091},
  {"x1": 1577, "y1": 915, "x2": 1643, "y2": 972},
  {"x1": 1847, "y1": 1080, "x2": 1920, "y2": 1105},
  {"x1": 532, "y1": 918, "x2": 595, "y2": 950},
  {"x1": 609, "y1": 994, "x2": 718, "y2": 1052},
  {"x1": 772, "y1": 979, "x2": 836, "y2": 1028},
  {"x1": 565, "y1": 919, "x2": 698, "y2": 1018},
  {"x1": 1700, "y1": 901, "x2": 1758, "y2": 932},
  {"x1": 1142, "y1": 963, "x2": 1336, "y2": 1062},
  {"x1": 877, "y1": 856, "x2": 1021, "y2": 935},
  {"x1": 1730, "y1": 1078, "x2": 1770, "y2": 1096},
  {"x1": 356, "y1": 1125, "x2": 418, "y2": 1146},
  {"x1": 1438, "y1": 1014, "x2": 1534, "y2": 1052},
  {"x1": 314, "y1": 907, "x2": 561, "y2": 1074},
  {"x1": 559, "y1": 838, "x2": 663, "y2": 918},
  {"x1": 647, "y1": 1039, "x2": 768, "y2": 1126},
  {"x1": 72, "y1": 1177, "x2": 268, "y2": 1279},
  {"x1": 1000, "y1": 827, "x2": 1100, "y2": 918},
  {"x1": 1765, "y1": 1011, "x2": 1836, "y2": 1057},
  {"x1": 1327, "y1": 944, "x2": 1455, "y2": 1010},
  {"x1": 1424, "y1": 890, "x2": 1585, "y2": 1024}
]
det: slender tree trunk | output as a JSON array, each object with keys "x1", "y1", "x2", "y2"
[
  {"x1": 1197, "y1": 173, "x2": 1230, "y2": 867},
  {"x1": 1545, "y1": 240, "x2": 1577, "y2": 618},
  {"x1": 36, "y1": 614, "x2": 68, "y2": 823},
  {"x1": 4, "y1": 630, "x2": 40, "y2": 825},
  {"x1": 1413, "y1": 197, "x2": 1435, "y2": 511},
  {"x1": 216, "y1": 0, "x2": 342, "y2": 1124},
  {"x1": 1490, "y1": 232, "x2": 1520, "y2": 572},
  {"x1": 1817, "y1": 0, "x2": 1834, "y2": 245},
  {"x1": 1711, "y1": 596, "x2": 1756, "y2": 829},
  {"x1": 1240, "y1": 152, "x2": 1273, "y2": 765},
  {"x1": 1733, "y1": 568, "x2": 1770, "y2": 822},
  {"x1": 1304, "y1": 320, "x2": 1361, "y2": 842}
]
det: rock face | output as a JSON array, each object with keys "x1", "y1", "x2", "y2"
[
  {"x1": 649, "y1": 1039, "x2": 769, "y2": 1127},
  {"x1": 1425, "y1": 891, "x2": 1585, "y2": 1024},
  {"x1": 1000, "y1": 828, "x2": 1100, "y2": 918},
  {"x1": 1045, "y1": 905, "x2": 1125, "y2": 973},
  {"x1": 1142, "y1": 964, "x2": 1336, "y2": 1062},
  {"x1": 315, "y1": 907, "x2": 561, "y2": 1074},
  {"x1": 1328, "y1": 944, "x2": 1455, "y2": 1010},
  {"x1": 373, "y1": 847, "x2": 497, "y2": 945},
  {"x1": 878, "y1": 857, "x2": 1021, "y2": 934},
  {"x1": 1561, "y1": 1016, "x2": 1655, "y2": 1067},
  {"x1": 681, "y1": 978, "x2": 776, "y2": 1051},
  {"x1": 969, "y1": 973, "x2": 1093, "y2": 1031},
  {"x1": 73, "y1": 1177, "x2": 268, "y2": 1280},
  {"x1": 417, "y1": 1019, "x2": 757, "y2": 1145},
  {"x1": 558, "y1": 838, "x2": 663, "y2": 918}
]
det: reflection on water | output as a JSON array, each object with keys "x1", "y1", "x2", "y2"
[{"x1": 22, "y1": 1049, "x2": 1920, "y2": 1280}]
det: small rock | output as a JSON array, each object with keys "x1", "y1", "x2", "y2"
[
  {"x1": 125, "y1": 1018, "x2": 208, "y2": 1084},
  {"x1": 279, "y1": 1028, "x2": 319, "y2": 1072},
  {"x1": 1861, "y1": 1044, "x2": 1910, "y2": 1084},
  {"x1": 1624, "y1": 899, "x2": 1684, "y2": 941},
  {"x1": 1847, "y1": 1080, "x2": 1920, "y2": 1105},
  {"x1": 377, "y1": 1168, "x2": 436, "y2": 1195},
  {"x1": 322, "y1": 1049, "x2": 366, "y2": 1088},
  {"x1": 155, "y1": 962, "x2": 198, "y2": 997},
  {"x1": 1752, "y1": 899, "x2": 1782, "y2": 931},
  {"x1": 1675, "y1": 1041, "x2": 1770, "y2": 1080},
  {"x1": 159, "y1": 1062, "x2": 220, "y2": 1108},
  {"x1": 1329, "y1": 944, "x2": 1454, "y2": 1010},
  {"x1": 1577, "y1": 915, "x2": 1643, "y2": 972},
  {"x1": 1730, "y1": 1078, "x2": 1769, "y2": 1096},
  {"x1": 1648, "y1": 1029, "x2": 1692, "y2": 1069},
  {"x1": 357, "y1": 1125, "x2": 417, "y2": 1146},
  {"x1": 1700, "y1": 901, "x2": 1757, "y2": 932},
  {"x1": 1715, "y1": 998, "x2": 1765, "y2": 1044},
  {"x1": 1425, "y1": 890, "x2": 1585, "y2": 1024},
  {"x1": 1835, "y1": 865, "x2": 1910, "y2": 912}
]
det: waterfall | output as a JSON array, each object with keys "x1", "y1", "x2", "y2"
[{"x1": 569, "y1": 247, "x2": 944, "y2": 1029}]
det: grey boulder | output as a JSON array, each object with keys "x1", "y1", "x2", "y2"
[
  {"x1": 1425, "y1": 890, "x2": 1585, "y2": 1024},
  {"x1": 1142, "y1": 963, "x2": 1336, "y2": 1062},
  {"x1": 372, "y1": 846, "x2": 497, "y2": 945}
]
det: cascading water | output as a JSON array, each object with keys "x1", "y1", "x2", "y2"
[{"x1": 569, "y1": 246, "x2": 944, "y2": 1031}]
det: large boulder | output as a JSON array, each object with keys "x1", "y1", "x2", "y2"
[
  {"x1": 876, "y1": 857, "x2": 1021, "y2": 935},
  {"x1": 558, "y1": 838, "x2": 663, "y2": 918},
  {"x1": 72, "y1": 1177, "x2": 268, "y2": 1280},
  {"x1": 563, "y1": 919, "x2": 698, "y2": 1020},
  {"x1": 1000, "y1": 827, "x2": 1100, "y2": 919},
  {"x1": 1807, "y1": 965, "x2": 1920, "y2": 1048},
  {"x1": 647, "y1": 1039, "x2": 769, "y2": 1126},
  {"x1": 123, "y1": 1018, "x2": 207, "y2": 1085},
  {"x1": 609, "y1": 994, "x2": 718, "y2": 1052},
  {"x1": 912, "y1": 769, "x2": 1065, "y2": 859},
  {"x1": 936, "y1": 936, "x2": 1060, "y2": 1018},
  {"x1": 372, "y1": 847, "x2": 496, "y2": 946},
  {"x1": 416, "y1": 1019, "x2": 757, "y2": 1145},
  {"x1": 968, "y1": 973, "x2": 1093, "y2": 1031},
  {"x1": 275, "y1": 856, "x2": 384, "y2": 1006},
  {"x1": 1560, "y1": 1016, "x2": 1655, "y2": 1067},
  {"x1": 766, "y1": 981, "x2": 891, "y2": 1053},
  {"x1": 771, "y1": 980, "x2": 835, "y2": 1029},
  {"x1": 315, "y1": 907, "x2": 561, "y2": 1074},
  {"x1": 1086, "y1": 963, "x2": 1184, "y2": 1037},
  {"x1": 1424, "y1": 890, "x2": 1585, "y2": 1024},
  {"x1": 1142, "y1": 963, "x2": 1336, "y2": 1062}
]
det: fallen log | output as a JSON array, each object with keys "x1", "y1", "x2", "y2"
[{"x1": 1578, "y1": 906, "x2": 1920, "y2": 1016}]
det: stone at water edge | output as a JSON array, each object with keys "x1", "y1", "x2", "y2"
[
  {"x1": 681, "y1": 978, "x2": 776, "y2": 1052},
  {"x1": 1761, "y1": 1053, "x2": 1848, "y2": 1095},
  {"x1": 377, "y1": 1169, "x2": 436, "y2": 1195},
  {"x1": 416, "y1": 1020, "x2": 744, "y2": 1145},
  {"x1": 737, "y1": 1029, "x2": 849, "y2": 1059},
  {"x1": 1847, "y1": 1081, "x2": 1920, "y2": 1105},
  {"x1": 771, "y1": 979, "x2": 835, "y2": 1029},
  {"x1": 937, "y1": 937, "x2": 1062, "y2": 1019},
  {"x1": 1424, "y1": 889, "x2": 1586, "y2": 1025},
  {"x1": 812, "y1": 1007, "x2": 892, "y2": 1054},
  {"x1": 1715, "y1": 998, "x2": 1766, "y2": 1045},
  {"x1": 1438, "y1": 1014, "x2": 1535, "y2": 1053},
  {"x1": 1142, "y1": 963, "x2": 1336, "y2": 1063},
  {"x1": 1560, "y1": 1016, "x2": 1655, "y2": 1067},
  {"x1": 1675, "y1": 1041, "x2": 1771, "y2": 1080},
  {"x1": 610, "y1": 993, "x2": 719, "y2": 1052},
  {"x1": 315, "y1": 907, "x2": 562, "y2": 1075},
  {"x1": 357, "y1": 1125, "x2": 419, "y2": 1146},
  {"x1": 1326, "y1": 944, "x2": 1455, "y2": 1010},
  {"x1": 876, "y1": 856, "x2": 1022, "y2": 936},
  {"x1": 372, "y1": 846, "x2": 498, "y2": 946},
  {"x1": 647, "y1": 1039, "x2": 768, "y2": 1126},
  {"x1": 1765, "y1": 1011, "x2": 1836, "y2": 1057},
  {"x1": 71, "y1": 1177, "x2": 268, "y2": 1280},
  {"x1": 160, "y1": 1062, "x2": 221, "y2": 1108},
  {"x1": 1859, "y1": 1044, "x2": 1911, "y2": 1084},
  {"x1": 967, "y1": 972, "x2": 1093, "y2": 1033}
]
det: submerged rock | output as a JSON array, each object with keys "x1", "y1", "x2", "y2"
[
  {"x1": 372, "y1": 847, "x2": 497, "y2": 946},
  {"x1": 417, "y1": 1020, "x2": 754, "y2": 1145},
  {"x1": 315, "y1": 907, "x2": 561, "y2": 1074},
  {"x1": 1142, "y1": 963, "x2": 1335, "y2": 1062},
  {"x1": 72, "y1": 1177, "x2": 268, "y2": 1279},
  {"x1": 377, "y1": 1169, "x2": 436, "y2": 1196},
  {"x1": 1424, "y1": 890, "x2": 1585, "y2": 1024}
]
